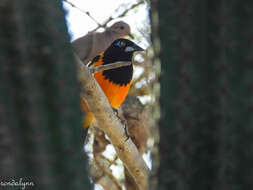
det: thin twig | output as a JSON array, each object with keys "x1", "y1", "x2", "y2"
[
  {"x1": 62, "y1": 0, "x2": 102, "y2": 27},
  {"x1": 63, "y1": 0, "x2": 145, "y2": 33},
  {"x1": 89, "y1": 61, "x2": 132, "y2": 74},
  {"x1": 94, "y1": 153, "x2": 122, "y2": 190},
  {"x1": 99, "y1": 154, "x2": 118, "y2": 166},
  {"x1": 89, "y1": 0, "x2": 145, "y2": 33}
]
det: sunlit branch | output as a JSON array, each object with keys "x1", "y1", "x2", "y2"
[
  {"x1": 76, "y1": 53, "x2": 149, "y2": 190},
  {"x1": 89, "y1": 61, "x2": 132, "y2": 74}
]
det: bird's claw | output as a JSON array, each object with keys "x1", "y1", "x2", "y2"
[
  {"x1": 123, "y1": 120, "x2": 130, "y2": 141},
  {"x1": 112, "y1": 108, "x2": 119, "y2": 117},
  {"x1": 112, "y1": 108, "x2": 130, "y2": 141}
]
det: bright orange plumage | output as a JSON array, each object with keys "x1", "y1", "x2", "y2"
[
  {"x1": 93, "y1": 54, "x2": 132, "y2": 108},
  {"x1": 81, "y1": 39, "x2": 144, "y2": 129}
]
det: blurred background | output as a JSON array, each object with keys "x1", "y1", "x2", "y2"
[{"x1": 1, "y1": 0, "x2": 253, "y2": 190}]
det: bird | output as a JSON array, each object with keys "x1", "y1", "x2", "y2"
[
  {"x1": 72, "y1": 21, "x2": 133, "y2": 65},
  {"x1": 81, "y1": 38, "x2": 144, "y2": 134}
]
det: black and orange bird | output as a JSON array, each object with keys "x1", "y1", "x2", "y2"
[{"x1": 81, "y1": 38, "x2": 144, "y2": 134}]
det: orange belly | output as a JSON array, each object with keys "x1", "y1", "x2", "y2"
[
  {"x1": 94, "y1": 71, "x2": 131, "y2": 108},
  {"x1": 81, "y1": 54, "x2": 132, "y2": 128}
]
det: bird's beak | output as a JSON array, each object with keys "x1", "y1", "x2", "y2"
[
  {"x1": 125, "y1": 44, "x2": 144, "y2": 52},
  {"x1": 128, "y1": 33, "x2": 135, "y2": 39},
  {"x1": 133, "y1": 43, "x2": 144, "y2": 52}
]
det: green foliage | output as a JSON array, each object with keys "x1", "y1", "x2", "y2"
[{"x1": 0, "y1": 0, "x2": 90, "y2": 189}]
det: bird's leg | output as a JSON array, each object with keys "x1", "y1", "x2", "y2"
[
  {"x1": 123, "y1": 120, "x2": 130, "y2": 142},
  {"x1": 112, "y1": 108, "x2": 130, "y2": 141},
  {"x1": 112, "y1": 108, "x2": 119, "y2": 117}
]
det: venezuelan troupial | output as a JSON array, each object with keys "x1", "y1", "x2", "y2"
[{"x1": 81, "y1": 38, "x2": 144, "y2": 137}]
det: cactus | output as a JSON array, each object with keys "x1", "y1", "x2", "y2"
[
  {"x1": 0, "y1": 1, "x2": 90, "y2": 189},
  {"x1": 154, "y1": 0, "x2": 253, "y2": 189}
]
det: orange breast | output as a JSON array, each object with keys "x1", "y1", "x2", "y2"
[
  {"x1": 93, "y1": 54, "x2": 132, "y2": 108},
  {"x1": 81, "y1": 53, "x2": 132, "y2": 129},
  {"x1": 94, "y1": 72, "x2": 131, "y2": 108}
]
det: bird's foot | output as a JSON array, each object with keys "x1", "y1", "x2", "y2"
[
  {"x1": 112, "y1": 107, "x2": 130, "y2": 141},
  {"x1": 112, "y1": 108, "x2": 119, "y2": 117},
  {"x1": 123, "y1": 119, "x2": 130, "y2": 141}
]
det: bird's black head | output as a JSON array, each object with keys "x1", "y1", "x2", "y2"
[
  {"x1": 101, "y1": 39, "x2": 144, "y2": 86},
  {"x1": 103, "y1": 38, "x2": 144, "y2": 63}
]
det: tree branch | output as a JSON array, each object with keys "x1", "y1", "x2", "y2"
[
  {"x1": 94, "y1": 154, "x2": 122, "y2": 190},
  {"x1": 89, "y1": 61, "x2": 132, "y2": 74},
  {"x1": 63, "y1": 0, "x2": 145, "y2": 33},
  {"x1": 89, "y1": 0, "x2": 145, "y2": 33},
  {"x1": 76, "y1": 54, "x2": 149, "y2": 190},
  {"x1": 62, "y1": 0, "x2": 102, "y2": 27}
]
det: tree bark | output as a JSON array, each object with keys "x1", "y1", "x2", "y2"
[{"x1": 77, "y1": 55, "x2": 149, "y2": 190}]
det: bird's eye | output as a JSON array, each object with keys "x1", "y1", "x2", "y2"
[
  {"x1": 120, "y1": 41, "x2": 126, "y2": 47},
  {"x1": 120, "y1": 26, "x2": 124, "y2": 30},
  {"x1": 115, "y1": 40, "x2": 126, "y2": 47}
]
